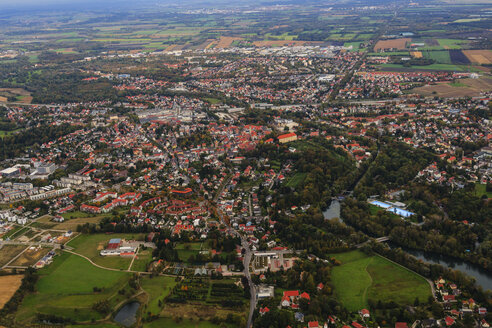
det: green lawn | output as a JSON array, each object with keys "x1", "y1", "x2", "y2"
[
  {"x1": 16, "y1": 252, "x2": 131, "y2": 324},
  {"x1": 141, "y1": 276, "x2": 179, "y2": 317},
  {"x1": 330, "y1": 250, "x2": 431, "y2": 311}
]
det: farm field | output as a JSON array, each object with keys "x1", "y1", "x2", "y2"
[
  {"x1": 15, "y1": 252, "x2": 131, "y2": 324},
  {"x1": 422, "y1": 50, "x2": 451, "y2": 64},
  {"x1": 380, "y1": 63, "x2": 466, "y2": 71},
  {"x1": 66, "y1": 233, "x2": 146, "y2": 270},
  {"x1": 413, "y1": 77, "x2": 492, "y2": 97},
  {"x1": 374, "y1": 38, "x2": 410, "y2": 51},
  {"x1": 0, "y1": 275, "x2": 23, "y2": 308},
  {"x1": 330, "y1": 250, "x2": 431, "y2": 311},
  {"x1": 463, "y1": 50, "x2": 492, "y2": 64}
]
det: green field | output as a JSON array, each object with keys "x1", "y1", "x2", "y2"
[
  {"x1": 141, "y1": 276, "x2": 179, "y2": 317},
  {"x1": 330, "y1": 250, "x2": 431, "y2": 311},
  {"x1": 422, "y1": 50, "x2": 451, "y2": 64},
  {"x1": 16, "y1": 252, "x2": 131, "y2": 323},
  {"x1": 381, "y1": 63, "x2": 465, "y2": 71},
  {"x1": 285, "y1": 173, "x2": 307, "y2": 188},
  {"x1": 66, "y1": 233, "x2": 146, "y2": 270},
  {"x1": 475, "y1": 183, "x2": 492, "y2": 198}
]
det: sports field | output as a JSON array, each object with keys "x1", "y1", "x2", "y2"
[{"x1": 330, "y1": 250, "x2": 431, "y2": 311}]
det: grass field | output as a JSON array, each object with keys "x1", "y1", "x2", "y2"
[
  {"x1": 141, "y1": 276, "x2": 179, "y2": 317},
  {"x1": 66, "y1": 233, "x2": 146, "y2": 270},
  {"x1": 422, "y1": 50, "x2": 451, "y2": 64},
  {"x1": 16, "y1": 252, "x2": 131, "y2": 324},
  {"x1": 330, "y1": 250, "x2": 431, "y2": 311},
  {"x1": 475, "y1": 184, "x2": 492, "y2": 198},
  {"x1": 285, "y1": 173, "x2": 307, "y2": 188}
]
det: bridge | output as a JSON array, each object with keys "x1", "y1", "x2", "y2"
[{"x1": 355, "y1": 236, "x2": 390, "y2": 248}]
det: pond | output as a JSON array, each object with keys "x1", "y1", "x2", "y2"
[
  {"x1": 114, "y1": 301, "x2": 140, "y2": 327},
  {"x1": 323, "y1": 199, "x2": 342, "y2": 221},
  {"x1": 388, "y1": 242, "x2": 492, "y2": 291}
]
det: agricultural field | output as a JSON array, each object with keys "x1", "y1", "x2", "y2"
[
  {"x1": 374, "y1": 38, "x2": 410, "y2": 52},
  {"x1": 412, "y1": 77, "x2": 492, "y2": 97},
  {"x1": 380, "y1": 63, "x2": 466, "y2": 72},
  {"x1": 0, "y1": 275, "x2": 23, "y2": 308},
  {"x1": 463, "y1": 50, "x2": 492, "y2": 65},
  {"x1": 330, "y1": 250, "x2": 431, "y2": 311},
  {"x1": 421, "y1": 50, "x2": 452, "y2": 64},
  {"x1": 15, "y1": 252, "x2": 132, "y2": 324}
]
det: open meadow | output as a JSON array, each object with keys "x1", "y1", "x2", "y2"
[
  {"x1": 330, "y1": 250, "x2": 431, "y2": 311},
  {"x1": 15, "y1": 252, "x2": 131, "y2": 324}
]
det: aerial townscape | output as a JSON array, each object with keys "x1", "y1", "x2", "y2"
[{"x1": 0, "y1": 0, "x2": 491, "y2": 327}]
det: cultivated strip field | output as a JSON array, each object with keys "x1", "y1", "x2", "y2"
[{"x1": 463, "y1": 50, "x2": 492, "y2": 64}]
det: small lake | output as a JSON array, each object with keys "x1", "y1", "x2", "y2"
[
  {"x1": 323, "y1": 199, "x2": 341, "y2": 221},
  {"x1": 114, "y1": 301, "x2": 140, "y2": 327},
  {"x1": 388, "y1": 242, "x2": 492, "y2": 291}
]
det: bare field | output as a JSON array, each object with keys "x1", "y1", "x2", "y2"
[
  {"x1": 374, "y1": 38, "x2": 411, "y2": 51},
  {"x1": 0, "y1": 275, "x2": 23, "y2": 308},
  {"x1": 413, "y1": 77, "x2": 492, "y2": 97},
  {"x1": 52, "y1": 216, "x2": 103, "y2": 230},
  {"x1": 0, "y1": 245, "x2": 26, "y2": 267},
  {"x1": 216, "y1": 36, "x2": 243, "y2": 49},
  {"x1": 463, "y1": 50, "x2": 492, "y2": 64},
  {"x1": 411, "y1": 51, "x2": 423, "y2": 58},
  {"x1": 10, "y1": 246, "x2": 47, "y2": 267}
]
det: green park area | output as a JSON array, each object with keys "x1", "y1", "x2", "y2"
[
  {"x1": 475, "y1": 183, "x2": 492, "y2": 198},
  {"x1": 15, "y1": 252, "x2": 131, "y2": 324},
  {"x1": 330, "y1": 250, "x2": 432, "y2": 311}
]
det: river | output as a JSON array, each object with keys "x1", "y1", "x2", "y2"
[
  {"x1": 114, "y1": 301, "x2": 140, "y2": 327},
  {"x1": 388, "y1": 242, "x2": 492, "y2": 291},
  {"x1": 323, "y1": 199, "x2": 342, "y2": 221}
]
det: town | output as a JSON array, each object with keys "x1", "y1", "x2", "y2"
[{"x1": 0, "y1": 0, "x2": 491, "y2": 327}]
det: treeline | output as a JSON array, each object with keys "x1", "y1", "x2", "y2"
[{"x1": 0, "y1": 123, "x2": 78, "y2": 160}]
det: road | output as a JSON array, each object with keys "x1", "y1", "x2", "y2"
[{"x1": 213, "y1": 174, "x2": 256, "y2": 328}]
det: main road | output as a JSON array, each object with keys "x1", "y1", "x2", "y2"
[{"x1": 213, "y1": 175, "x2": 256, "y2": 328}]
